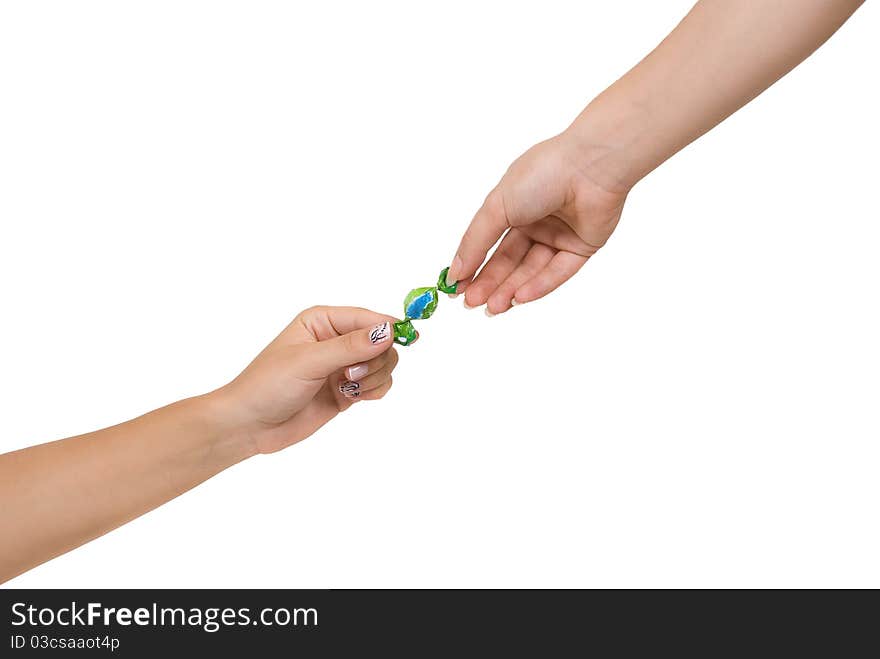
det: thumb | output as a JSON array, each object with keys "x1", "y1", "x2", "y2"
[{"x1": 295, "y1": 320, "x2": 394, "y2": 380}]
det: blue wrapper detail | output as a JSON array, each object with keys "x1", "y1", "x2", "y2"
[{"x1": 405, "y1": 290, "x2": 435, "y2": 319}]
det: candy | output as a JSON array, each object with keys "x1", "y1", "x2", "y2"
[
  {"x1": 393, "y1": 268, "x2": 454, "y2": 346},
  {"x1": 404, "y1": 287, "x2": 438, "y2": 320},
  {"x1": 393, "y1": 320, "x2": 418, "y2": 345}
]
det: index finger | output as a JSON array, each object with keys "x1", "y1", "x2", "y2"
[{"x1": 447, "y1": 188, "x2": 509, "y2": 285}]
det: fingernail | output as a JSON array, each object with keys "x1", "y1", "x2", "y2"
[
  {"x1": 347, "y1": 363, "x2": 369, "y2": 380},
  {"x1": 339, "y1": 380, "x2": 360, "y2": 398},
  {"x1": 463, "y1": 299, "x2": 477, "y2": 310},
  {"x1": 510, "y1": 298, "x2": 519, "y2": 306},
  {"x1": 484, "y1": 307, "x2": 495, "y2": 318},
  {"x1": 369, "y1": 322, "x2": 390, "y2": 345},
  {"x1": 449, "y1": 293, "x2": 459, "y2": 299},
  {"x1": 448, "y1": 255, "x2": 463, "y2": 282},
  {"x1": 443, "y1": 264, "x2": 458, "y2": 288}
]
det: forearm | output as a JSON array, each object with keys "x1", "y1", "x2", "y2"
[
  {"x1": 566, "y1": 0, "x2": 864, "y2": 191},
  {"x1": 0, "y1": 392, "x2": 255, "y2": 583}
]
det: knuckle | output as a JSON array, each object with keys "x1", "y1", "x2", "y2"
[
  {"x1": 342, "y1": 331, "x2": 357, "y2": 354},
  {"x1": 461, "y1": 226, "x2": 477, "y2": 250},
  {"x1": 484, "y1": 186, "x2": 502, "y2": 208},
  {"x1": 485, "y1": 188, "x2": 508, "y2": 220}
]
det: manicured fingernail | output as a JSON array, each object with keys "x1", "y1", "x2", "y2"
[
  {"x1": 510, "y1": 298, "x2": 519, "y2": 306},
  {"x1": 347, "y1": 363, "x2": 369, "y2": 380},
  {"x1": 444, "y1": 264, "x2": 458, "y2": 287},
  {"x1": 463, "y1": 299, "x2": 477, "y2": 310},
  {"x1": 369, "y1": 322, "x2": 390, "y2": 344},
  {"x1": 339, "y1": 380, "x2": 360, "y2": 398},
  {"x1": 448, "y1": 255, "x2": 463, "y2": 282},
  {"x1": 484, "y1": 307, "x2": 495, "y2": 318}
]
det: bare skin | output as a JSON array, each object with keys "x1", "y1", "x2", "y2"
[
  {"x1": 0, "y1": 0, "x2": 866, "y2": 584},
  {"x1": 447, "y1": 0, "x2": 865, "y2": 314},
  {"x1": 0, "y1": 306, "x2": 400, "y2": 583}
]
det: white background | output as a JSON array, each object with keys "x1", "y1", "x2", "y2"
[{"x1": 1, "y1": 1, "x2": 877, "y2": 588}]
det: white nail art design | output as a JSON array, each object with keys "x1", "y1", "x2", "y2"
[{"x1": 369, "y1": 322, "x2": 390, "y2": 344}]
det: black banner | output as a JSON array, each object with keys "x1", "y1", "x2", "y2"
[{"x1": 0, "y1": 589, "x2": 873, "y2": 655}]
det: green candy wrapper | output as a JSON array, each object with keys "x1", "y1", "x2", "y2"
[
  {"x1": 437, "y1": 267, "x2": 457, "y2": 294},
  {"x1": 392, "y1": 267, "x2": 455, "y2": 346},
  {"x1": 393, "y1": 320, "x2": 418, "y2": 346}
]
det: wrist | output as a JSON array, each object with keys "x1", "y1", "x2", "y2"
[
  {"x1": 561, "y1": 92, "x2": 654, "y2": 194},
  {"x1": 193, "y1": 388, "x2": 260, "y2": 464}
]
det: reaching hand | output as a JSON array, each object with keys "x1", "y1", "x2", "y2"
[{"x1": 446, "y1": 133, "x2": 629, "y2": 315}]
